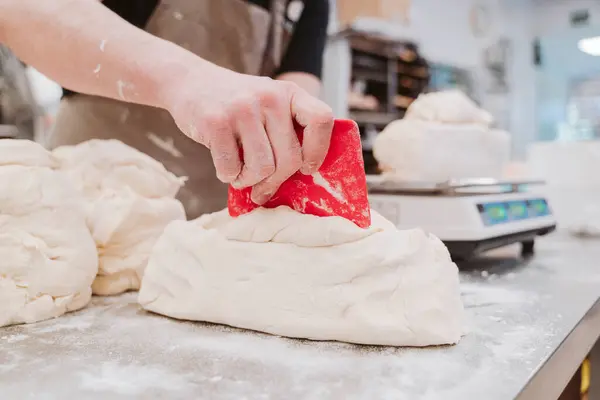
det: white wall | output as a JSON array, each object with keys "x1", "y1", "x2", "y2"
[
  {"x1": 498, "y1": 0, "x2": 537, "y2": 159},
  {"x1": 533, "y1": 0, "x2": 600, "y2": 36}
]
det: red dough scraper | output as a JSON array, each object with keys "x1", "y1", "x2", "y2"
[{"x1": 228, "y1": 119, "x2": 371, "y2": 228}]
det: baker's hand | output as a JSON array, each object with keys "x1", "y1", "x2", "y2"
[{"x1": 166, "y1": 69, "x2": 334, "y2": 205}]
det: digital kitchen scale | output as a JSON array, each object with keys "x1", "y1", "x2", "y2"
[{"x1": 367, "y1": 176, "x2": 557, "y2": 260}]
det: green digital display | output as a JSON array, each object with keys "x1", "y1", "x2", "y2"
[
  {"x1": 488, "y1": 205, "x2": 507, "y2": 220},
  {"x1": 482, "y1": 203, "x2": 509, "y2": 225},
  {"x1": 478, "y1": 198, "x2": 550, "y2": 226},
  {"x1": 529, "y1": 200, "x2": 548, "y2": 216},
  {"x1": 509, "y1": 202, "x2": 528, "y2": 219}
]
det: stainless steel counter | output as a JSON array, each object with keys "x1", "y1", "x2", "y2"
[{"x1": 1, "y1": 233, "x2": 599, "y2": 400}]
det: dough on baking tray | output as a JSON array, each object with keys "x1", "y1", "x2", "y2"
[
  {"x1": 53, "y1": 139, "x2": 186, "y2": 295},
  {"x1": 139, "y1": 207, "x2": 465, "y2": 346},
  {"x1": 0, "y1": 140, "x2": 97, "y2": 327}
]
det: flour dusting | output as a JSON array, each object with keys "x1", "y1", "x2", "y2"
[
  {"x1": 311, "y1": 172, "x2": 345, "y2": 202},
  {"x1": 460, "y1": 283, "x2": 537, "y2": 307},
  {"x1": 486, "y1": 325, "x2": 543, "y2": 362},
  {"x1": 146, "y1": 132, "x2": 184, "y2": 158},
  {"x1": 79, "y1": 362, "x2": 194, "y2": 396},
  {"x1": 2, "y1": 333, "x2": 28, "y2": 343},
  {"x1": 27, "y1": 314, "x2": 95, "y2": 334},
  {"x1": 116, "y1": 80, "x2": 127, "y2": 100}
]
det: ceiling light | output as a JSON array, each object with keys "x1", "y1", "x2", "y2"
[{"x1": 578, "y1": 36, "x2": 600, "y2": 56}]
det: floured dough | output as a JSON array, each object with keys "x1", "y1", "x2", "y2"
[
  {"x1": 139, "y1": 207, "x2": 465, "y2": 346},
  {"x1": 0, "y1": 140, "x2": 98, "y2": 327},
  {"x1": 373, "y1": 90, "x2": 510, "y2": 182},
  {"x1": 404, "y1": 89, "x2": 494, "y2": 125},
  {"x1": 53, "y1": 139, "x2": 186, "y2": 295}
]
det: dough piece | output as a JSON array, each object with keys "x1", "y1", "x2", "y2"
[
  {"x1": 0, "y1": 140, "x2": 98, "y2": 327},
  {"x1": 139, "y1": 207, "x2": 465, "y2": 346},
  {"x1": 373, "y1": 90, "x2": 510, "y2": 181},
  {"x1": 53, "y1": 139, "x2": 186, "y2": 295},
  {"x1": 53, "y1": 139, "x2": 184, "y2": 199},
  {"x1": 374, "y1": 121, "x2": 510, "y2": 181},
  {"x1": 404, "y1": 89, "x2": 494, "y2": 125}
]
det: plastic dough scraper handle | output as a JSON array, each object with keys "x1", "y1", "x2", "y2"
[{"x1": 227, "y1": 119, "x2": 371, "y2": 228}]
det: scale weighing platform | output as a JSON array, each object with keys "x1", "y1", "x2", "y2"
[{"x1": 367, "y1": 176, "x2": 557, "y2": 260}]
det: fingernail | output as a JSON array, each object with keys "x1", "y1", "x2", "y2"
[{"x1": 231, "y1": 180, "x2": 243, "y2": 189}]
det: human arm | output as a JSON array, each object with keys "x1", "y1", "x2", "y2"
[
  {"x1": 0, "y1": 0, "x2": 192, "y2": 109},
  {"x1": 0, "y1": 0, "x2": 334, "y2": 204},
  {"x1": 274, "y1": 0, "x2": 330, "y2": 98}
]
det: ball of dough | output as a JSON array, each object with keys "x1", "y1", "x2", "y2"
[
  {"x1": 0, "y1": 140, "x2": 98, "y2": 327},
  {"x1": 373, "y1": 90, "x2": 510, "y2": 182},
  {"x1": 404, "y1": 89, "x2": 494, "y2": 126},
  {"x1": 139, "y1": 207, "x2": 465, "y2": 346},
  {"x1": 53, "y1": 139, "x2": 186, "y2": 295}
]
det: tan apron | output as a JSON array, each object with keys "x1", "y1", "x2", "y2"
[{"x1": 48, "y1": 0, "x2": 289, "y2": 219}]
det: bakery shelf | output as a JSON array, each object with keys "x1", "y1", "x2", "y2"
[{"x1": 349, "y1": 111, "x2": 400, "y2": 126}]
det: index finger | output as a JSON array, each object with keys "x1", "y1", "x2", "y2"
[{"x1": 290, "y1": 89, "x2": 334, "y2": 175}]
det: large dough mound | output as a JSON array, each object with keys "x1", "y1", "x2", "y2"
[
  {"x1": 373, "y1": 90, "x2": 510, "y2": 182},
  {"x1": 0, "y1": 140, "x2": 98, "y2": 327},
  {"x1": 139, "y1": 207, "x2": 465, "y2": 346},
  {"x1": 53, "y1": 139, "x2": 186, "y2": 295}
]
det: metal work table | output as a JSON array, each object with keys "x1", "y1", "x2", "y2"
[{"x1": 1, "y1": 233, "x2": 599, "y2": 400}]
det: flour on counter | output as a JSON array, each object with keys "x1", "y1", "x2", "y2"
[
  {"x1": 2, "y1": 233, "x2": 599, "y2": 399},
  {"x1": 79, "y1": 362, "x2": 195, "y2": 396},
  {"x1": 460, "y1": 283, "x2": 538, "y2": 307},
  {"x1": 1, "y1": 334, "x2": 28, "y2": 344},
  {"x1": 29, "y1": 314, "x2": 96, "y2": 334}
]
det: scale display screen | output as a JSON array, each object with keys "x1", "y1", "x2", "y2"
[{"x1": 478, "y1": 198, "x2": 551, "y2": 226}]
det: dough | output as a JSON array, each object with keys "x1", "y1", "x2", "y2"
[
  {"x1": 0, "y1": 140, "x2": 98, "y2": 327},
  {"x1": 404, "y1": 89, "x2": 494, "y2": 125},
  {"x1": 139, "y1": 207, "x2": 465, "y2": 346},
  {"x1": 53, "y1": 139, "x2": 186, "y2": 295},
  {"x1": 374, "y1": 122, "x2": 510, "y2": 181},
  {"x1": 53, "y1": 139, "x2": 184, "y2": 199},
  {"x1": 373, "y1": 90, "x2": 510, "y2": 182}
]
